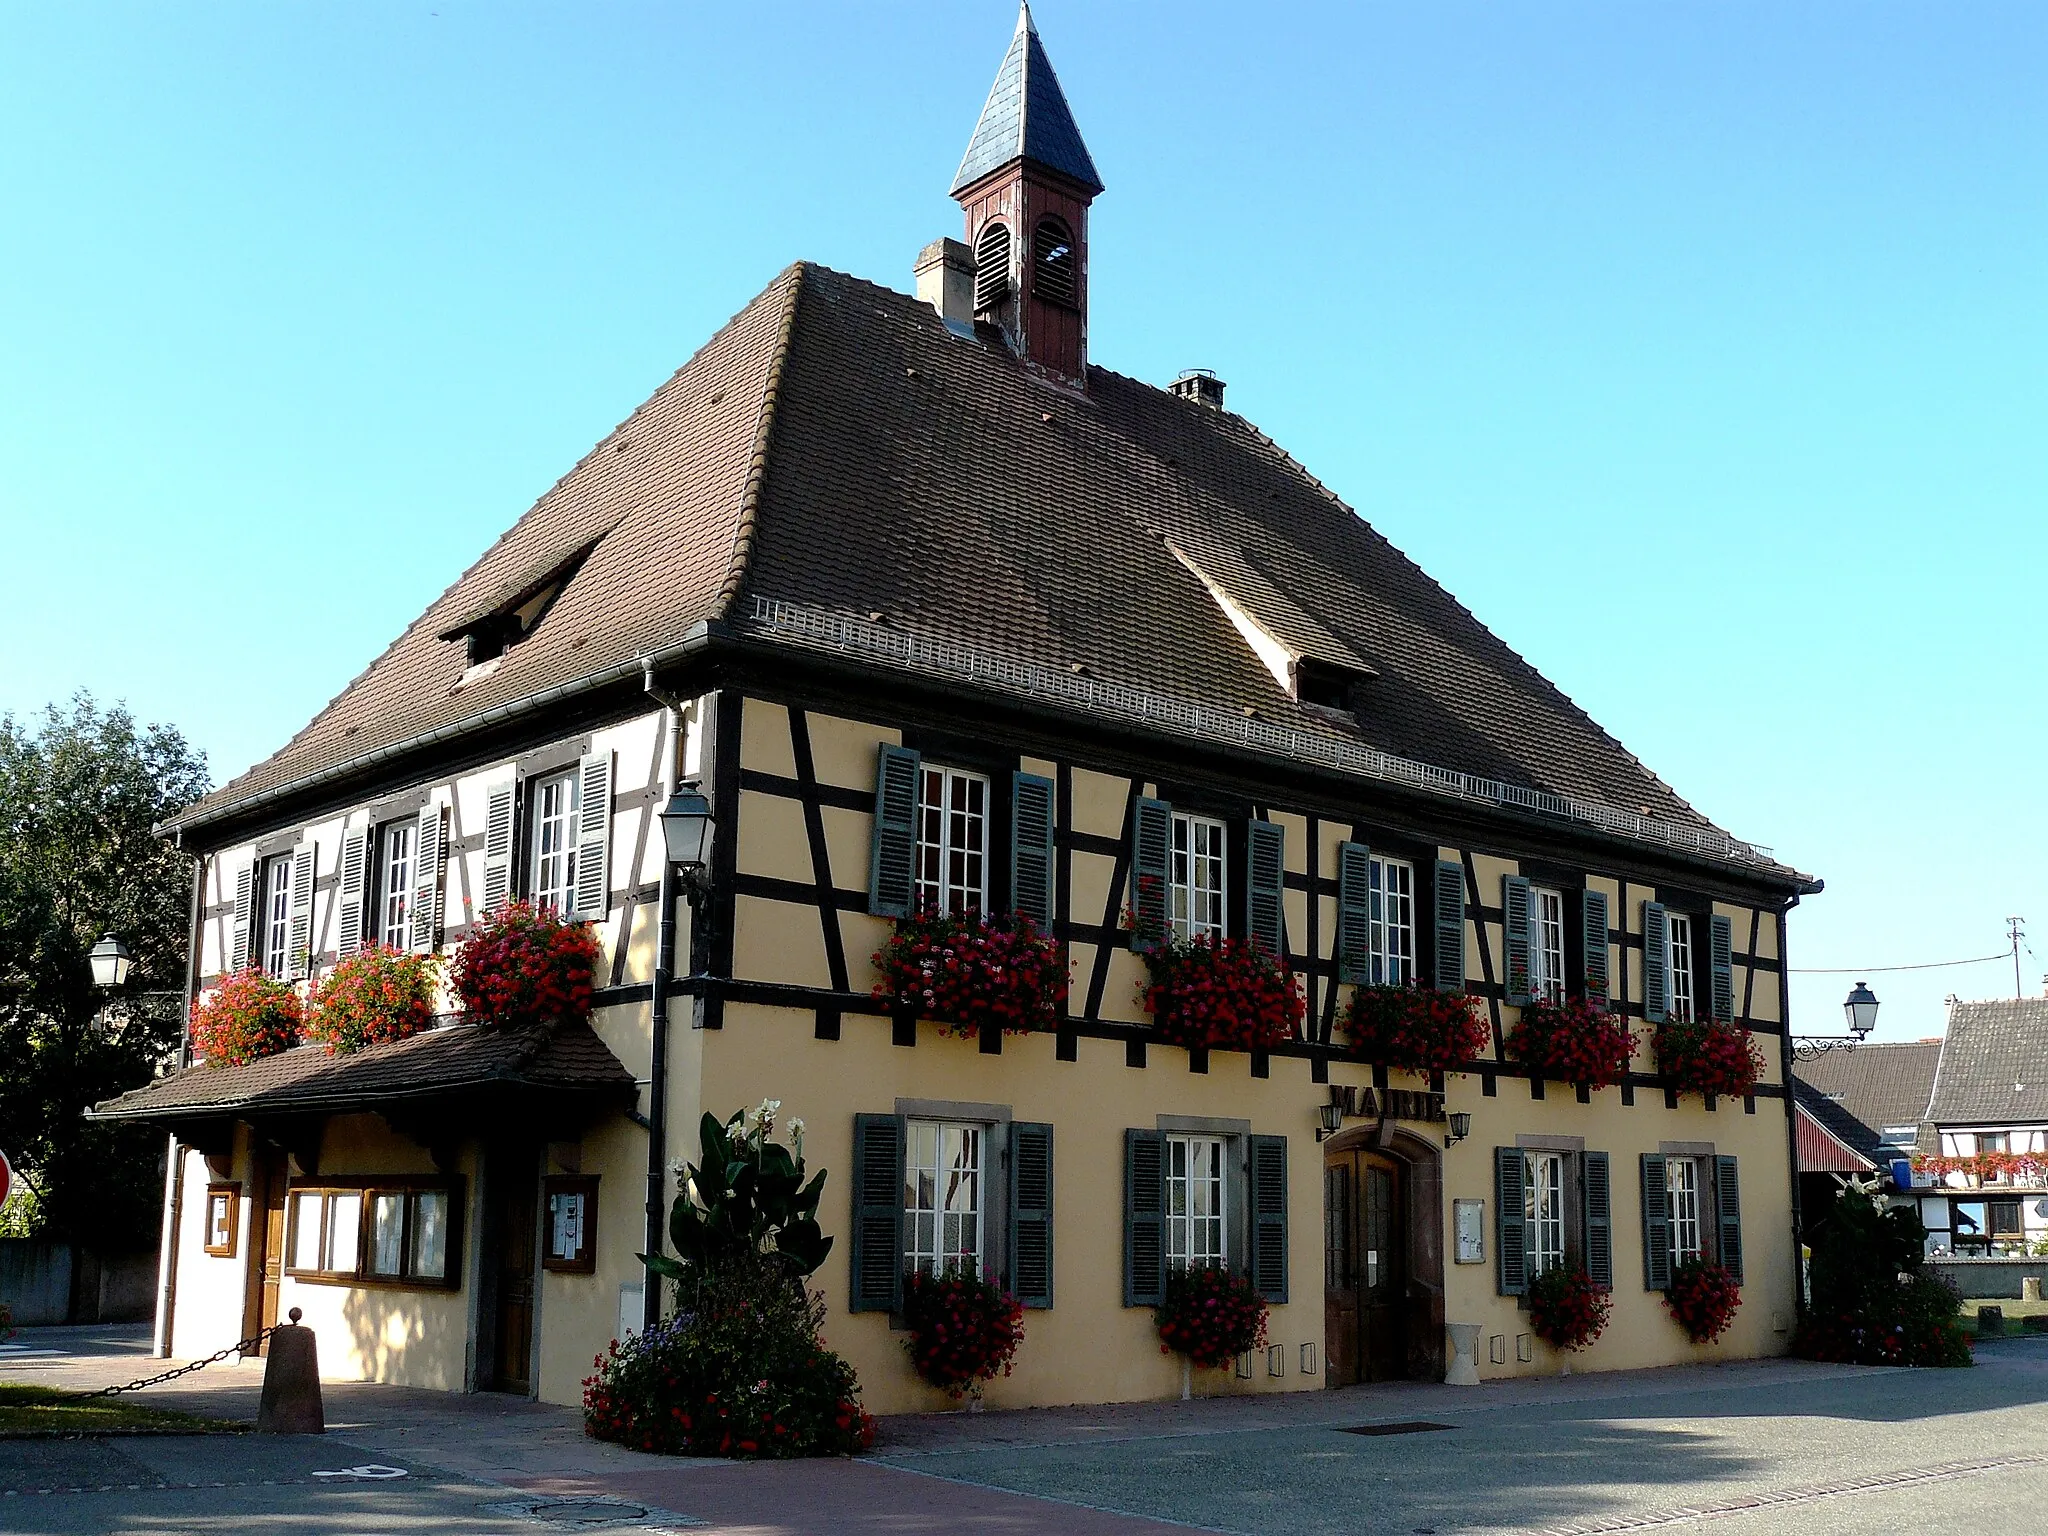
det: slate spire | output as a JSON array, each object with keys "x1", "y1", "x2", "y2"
[{"x1": 951, "y1": 3, "x2": 1104, "y2": 197}]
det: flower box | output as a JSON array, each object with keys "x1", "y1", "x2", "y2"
[
  {"x1": 189, "y1": 968, "x2": 302, "y2": 1067},
  {"x1": 1154, "y1": 1265, "x2": 1268, "y2": 1371},
  {"x1": 306, "y1": 946, "x2": 439, "y2": 1055},
  {"x1": 1529, "y1": 1263, "x2": 1611, "y2": 1352},
  {"x1": 901, "y1": 1266, "x2": 1025, "y2": 1398},
  {"x1": 1653, "y1": 1016, "x2": 1764, "y2": 1100},
  {"x1": 1342, "y1": 985, "x2": 1489, "y2": 1074},
  {"x1": 871, "y1": 909, "x2": 1066, "y2": 1039},
  {"x1": 1141, "y1": 934, "x2": 1305, "y2": 1053},
  {"x1": 1665, "y1": 1257, "x2": 1741, "y2": 1344},
  {"x1": 1504, "y1": 997, "x2": 1635, "y2": 1090},
  {"x1": 449, "y1": 899, "x2": 599, "y2": 1032}
]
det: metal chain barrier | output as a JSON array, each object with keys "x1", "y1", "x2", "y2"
[{"x1": 77, "y1": 1323, "x2": 280, "y2": 1399}]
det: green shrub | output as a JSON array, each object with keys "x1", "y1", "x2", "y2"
[{"x1": 1794, "y1": 1185, "x2": 1971, "y2": 1367}]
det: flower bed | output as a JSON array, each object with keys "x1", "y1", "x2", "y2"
[
  {"x1": 1141, "y1": 934, "x2": 1305, "y2": 1053},
  {"x1": 1653, "y1": 1016, "x2": 1764, "y2": 1100},
  {"x1": 1342, "y1": 985, "x2": 1489, "y2": 1074},
  {"x1": 189, "y1": 969, "x2": 302, "y2": 1067},
  {"x1": 1528, "y1": 1264, "x2": 1610, "y2": 1352},
  {"x1": 1505, "y1": 997, "x2": 1635, "y2": 1090},
  {"x1": 582, "y1": 1263, "x2": 873, "y2": 1458},
  {"x1": 871, "y1": 908, "x2": 1067, "y2": 1039},
  {"x1": 449, "y1": 900, "x2": 598, "y2": 1032},
  {"x1": 1154, "y1": 1265, "x2": 1269, "y2": 1370},
  {"x1": 305, "y1": 947, "x2": 439, "y2": 1055},
  {"x1": 1664, "y1": 1257, "x2": 1741, "y2": 1344},
  {"x1": 901, "y1": 1267, "x2": 1026, "y2": 1397}
]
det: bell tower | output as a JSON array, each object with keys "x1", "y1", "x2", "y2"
[{"x1": 950, "y1": 4, "x2": 1103, "y2": 383}]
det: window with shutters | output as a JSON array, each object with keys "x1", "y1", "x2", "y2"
[
  {"x1": 1530, "y1": 886, "x2": 1567, "y2": 1004},
  {"x1": 1525, "y1": 1151, "x2": 1567, "y2": 1276},
  {"x1": 1170, "y1": 813, "x2": 1227, "y2": 941},
  {"x1": 914, "y1": 766, "x2": 988, "y2": 915},
  {"x1": 1165, "y1": 1134, "x2": 1227, "y2": 1271},
  {"x1": 1667, "y1": 1156, "x2": 1706, "y2": 1265},
  {"x1": 903, "y1": 1120, "x2": 984, "y2": 1277},
  {"x1": 1369, "y1": 855, "x2": 1414, "y2": 985},
  {"x1": 1032, "y1": 217, "x2": 1076, "y2": 308},
  {"x1": 530, "y1": 771, "x2": 580, "y2": 916},
  {"x1": 376, "y1": 822, "x2": 413, "y2": 951},
  {"x1": 259, "y1": 853, "x2": 294, "y2": 975},
  {"x1": 1667, "y1": 913, "x2": 1697, "y2": 1022}
]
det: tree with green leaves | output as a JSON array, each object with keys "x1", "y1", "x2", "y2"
[{"x1": 0, "y1": 694, "x2": 208, "y2": 1252}]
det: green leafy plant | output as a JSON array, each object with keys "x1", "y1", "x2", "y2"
[
  {"x1": 1794, "y1": 1183, "x2": 1971, "y2": 1367},
  {"x1": 640, "y1": 1101, "x2": 831, "y2": 1289}
]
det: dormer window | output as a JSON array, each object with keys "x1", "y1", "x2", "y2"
[
  {"x1": 1292, "y1": 658, "x2": 1366, "y2": 717},
  {"x1": 973, "y1": 221, "x2": 1012, "y2": 312},
  {"x1": 1032, "y1": 217, "x2": 1076, "y2": 308},
  {"x1": 437, "y1": 528, "x2": 609, "y2": 671}
]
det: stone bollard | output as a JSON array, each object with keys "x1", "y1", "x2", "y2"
[
  {"x1": 2025, "y1": 1277, "x2": 2043, "y2": 1303},
  {"x1": 1977, "y1": 1306, "x2": 2005, "y2": 1338},
  {"x1": 256, "y1": 1307, "x2": 325, "y2": 1434},
  {"x1": 1444, "y1": 1323, "x2": 1482, "y2": 1386}
]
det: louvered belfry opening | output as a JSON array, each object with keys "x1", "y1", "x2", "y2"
[
  {"x1": 1032, "y1": 217, "x2": 1076, "y2": 308},
  {"x1": 973, "y1": 221, "x2": 1012, "y2": 313}
]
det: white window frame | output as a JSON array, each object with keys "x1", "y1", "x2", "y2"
[
  {"x1": 377, "y1": 821, "x2": 413, "y2": 951},
  {"x1": 1531, "y1": 886, "x2": 1566, "y2": 1004},
  {"x1": 1667, "y1": 1156, "x2": 1705, "y2": 1266},
  {"x1": 1166, "y1": 1133, "x2": 1228, "y2": 1271},
  {"x1": 529, "y1": 771, "x2": 580, "y2": 916},
  {"x1": 1525, "y1": 1151, "x2": 1567, "y2": 1276},
  {"x1": 1170, "y1": 812, "x2": 1228, "y2": 942},
  {"x1": 1667, "y1": 913, "x2": 1696, "y2": 1022},
  {"x1": 914, "y1": 766, "x2": 990, "y2": 915},
  {"x1": 1370, "y1": 855, "x2": 1415, "y2": 985},
  {"x1": 903, "y1": 1119, "x2": 985, "y2": 1278},
  {"x1": 260, "y1": 853, "x2": 294, "y2": 975}
]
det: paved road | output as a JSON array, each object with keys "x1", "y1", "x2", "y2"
[{"x1": 2, "y1": 1326, "x2": 2045, "y2": 1533}]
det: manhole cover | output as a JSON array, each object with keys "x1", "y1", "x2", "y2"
[
  {"x1": 478, "y1": 1495, "x2": 703, "y2": 1531},
  {"x1": 1336, "y1": 1420, "x2": 1457, "y2": 1437}
]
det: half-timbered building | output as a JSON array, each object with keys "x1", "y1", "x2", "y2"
[{"x1": 96, "y1": 6, "x2": 1819, "y2": 1413}]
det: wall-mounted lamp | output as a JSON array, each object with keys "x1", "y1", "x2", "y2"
[
  {"x1": 1315, "y1": 1102, "x2": 1344, "y2": 1142},
  {"x1": 1444, "y1": 1110, "x2": 1472, "y2": 1150},
  {"x1": 657, "y1": 782, "x2": 715, "y2": 897}
]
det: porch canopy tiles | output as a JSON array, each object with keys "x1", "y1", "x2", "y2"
[{"x1": 89, "y1": 1022, "x2": 636, "y2": 1148}]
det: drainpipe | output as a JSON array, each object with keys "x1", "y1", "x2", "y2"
[
  {"x1": 156, "y1": 849, "x2": 205, "y2": 1357},
  {"x1": 1778, "y1": 898, "x2": 1805, "y2": 1325},
  {"x1": 640, "y1": 661, "x2": 686, "y2": 1330}
]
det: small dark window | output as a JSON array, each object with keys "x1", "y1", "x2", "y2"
[
  {"x1": 1293, "y1": 659, "x2": 1363, "y2": 718},
  {"x1": 973, "y1": 221, "x2": 1012, "y2": 312},
  {"x1": 1033, "y1": 218, "x2": 1077, "y2": 308}
]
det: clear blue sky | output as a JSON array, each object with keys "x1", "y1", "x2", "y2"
[{"x1": 4, "y1": 3, "x2": 2042, "y2": 1039}]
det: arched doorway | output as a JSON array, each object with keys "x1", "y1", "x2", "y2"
[{"x1": 1322, "y1": 1124, "x2": 1445, "y2": 1385}]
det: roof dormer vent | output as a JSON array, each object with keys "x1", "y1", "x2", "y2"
[{"x1": 1171, "y1": 369, "x2": 1226, "y2": 410}]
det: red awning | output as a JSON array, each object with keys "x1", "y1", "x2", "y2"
[{"x1": 1796, "y1": 1103, "x2": 1876, "y2": 1174}]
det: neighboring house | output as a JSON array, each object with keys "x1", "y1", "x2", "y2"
[
  {"x1": 1791, "y1": 1040, "x2": 1940, "y2": 1230},
  {"x1": 1915, "y1": 998, "x2": 2048, "y2": 1256},
  {"x1": 92, "y1": 8, "x2": 1818, "y2": 1412}
]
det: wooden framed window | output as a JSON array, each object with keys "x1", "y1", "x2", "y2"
[
  {"x1": 1169, "y1": 812, "x2": 1227, "y2": 941},
  {"x1": 543, "y1": 1176, "x2": 599, "y2": 1273},
  {"x1": 1666, "y1": 912, "x2": 1697, "y2": 1022},
  {"x1": 913, "y1": 766, "x2": 989, "y2": 914},
  {"x1": 1369, "y1": 854, "x2": 1414, "y2": 985},
  {"x1": 286, "y1": 1178, "x2": 461, "y2": 1289},
  {"x1": 376, "y1": 820, "x2": 413, "y2": 951},
  {"x1": 903, "y1": 1119, "x2": 985, "y2": 1278},
  {"x1": 1525, "y1": 1151, "x2": 1567, "y2": 1276},
  {"x1": 1666, "y1": 1156, "x2": 1707, "y2": 1265},
  {"x1": 203, "y1": 1182, "x2": 239, "y2": 1257},
  {"x1": 529, "y1": 770, "x2": 580, "y2": 915},
  {"x1": 260, "y1": 853, "x2": 294, "y2": 975},
  {"x1": 1165, "y1": 1134, "x2": 1228, "y2": 1271},
  {"x1": 1530, "y1": 886, "x2": 1567, "y2": 1004}
]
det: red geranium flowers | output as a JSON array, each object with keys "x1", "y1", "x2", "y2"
[
  {"x1": 1154, "y1": 1265, "x2": 1269, "y2": 1371},
  {"x1": 901, "y1": 1267, "x2": 1026, "y2": 1397},
  {"x1": 306, "y1": 946, "x2": 439, "y2": 1055},
  {"x1": 1654, "y1": 1017, "x2": 1764, "y2": 1100},
  {"x1": 1528, "y1": 1263, "x2": 1611, "y2": 1352},
  {"x1": 189, "y1": 968, "x2": 303, "y2": 1067},
  {"x1": 1343, "y1": 985, "x2": 1489, "y2": 1074},
  {"x1": 1506, "y1": 997, "x2": 1636, "y2": 1090},
  {"x1": 1665, "y1": 1257, "x2": 1742, "y2": 1344},
  {"x1": 872, "y1": 908, "x2": 1067, "y2": 1039},
  {"x1": 1141, "y1": 934, "x2": 1305, "y2": 1053},
  {"x1": 449, "y1": 899, "x2": 598, "y2": 1032}
]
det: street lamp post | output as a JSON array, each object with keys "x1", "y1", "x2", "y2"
[{"x1": 1792, "y1": 981, "x2": 1880, "y2": 1062}]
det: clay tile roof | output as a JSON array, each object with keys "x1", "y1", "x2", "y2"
[
  {"x1": 1792, "y1": 1039, "x2": 1942, "y2": 1160},
  {"x1": 89, "y1": 1020, "x2": 635, "y2": 1124},
  {"x1": 1926, "y1": 998, "x2": 2048, "y2": 1125},
  {"x1": 171, "y1": 262, "x2": 1809, "y2": 889}
]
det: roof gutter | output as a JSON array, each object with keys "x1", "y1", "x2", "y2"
[{"x1": 159, "y1": 622, "x2": 720, "y2": 841}]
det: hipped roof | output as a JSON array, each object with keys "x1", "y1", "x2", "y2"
[{"x1": 169, "y1": 263, "x2": 1808, "y2": 890}]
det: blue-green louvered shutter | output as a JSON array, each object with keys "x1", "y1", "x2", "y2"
[
  {"x1": 868, "y1": 745, "x2": 922, "y2": 918},
  {"x1": 1641, "y1": 1153, "x2": 1672, "y2": 1290},
  {"x1": 1709, "y1": 914, "x2": 1735, "y2": 1023},
  {"x1": 1581, "y1": 889, "x2": 1611, "y2": 1005},
  {"x1": 849, "y1": 1114, "x2": 905, "y2": 1312},
  {"x1": 1584, "y1": 1151, "x2": 1613, "y2": 1290},
  {"x1": 1642, "y1": 902, "x2": 1669, "y2": 1026},
  {"x1": 1248, "y1": 1134, "x2": 1289, "y2": 1303},
  {"x1": 1010, "y1": 772, "x2": 1056, "y2": 932},
  {"x1": 1337, "y1": 842, "x2": 1373, "y2": 985},
  {"x1": 1433, "y1": 860, "x2": 1466, "y2": 991},
  {"x1": 1128, "y1": 798, "x2": 1172, "y2": 953},
  {"x1": 1715, "y1": 1155, "x2": 1743, "y2": 1282},
  {"x1": 1123, "y1": 1129, "x2": 1167, "y2": 1305},
  {"x1": 1495, "y1": 1146, "x2": 1527, "y2": 1296},
  {"x1": 1247, "y1": 820, "x2": 1286, "y2": 957},
  {"x1": 1009, "y1": 1123, "x2": 1054, "y2": 1309},
  {"x1": 1503, "y1": 875, "x2": 1534, "y2": 1006}
]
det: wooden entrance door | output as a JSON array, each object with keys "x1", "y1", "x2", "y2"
[
  {"x1": 241, "y1": 1145, "x2": 287, "y2": 1355},
  {"x1": 1323, "y1": 1147, "x2": 1407, "y2": 1384},
  {"x1": 486, "y1": 1147, "x2": 538, "y2": 1394}
]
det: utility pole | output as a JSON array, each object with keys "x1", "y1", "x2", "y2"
[{"x1": 2009, "y1": 916, "x2": 2028, "y2": 999}]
